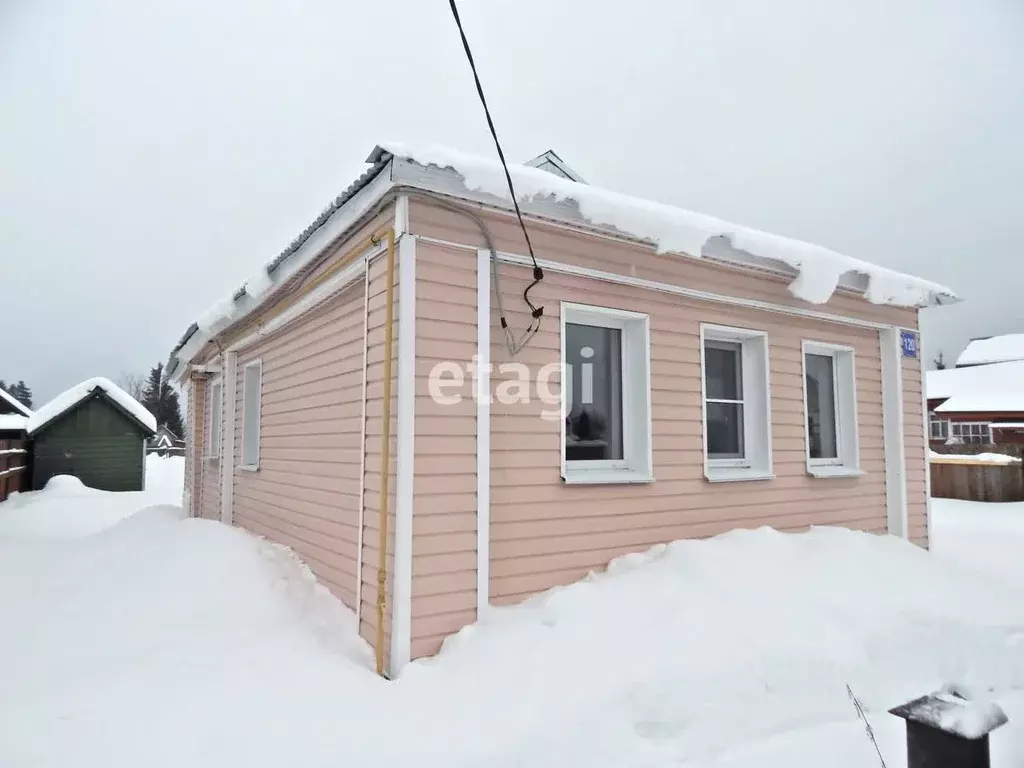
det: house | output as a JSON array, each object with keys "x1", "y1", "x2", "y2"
[
  {"x1": 955, "y1": 334, "x2": 1024, "y2": 368},
  {"x1": 0, "y1": 387, "x2": 31, "y2": 439},
  {"x1": 926, "y1": 359, "x2": 1024, "y2": 445},
  {"x1": 0, "y1": 388, "x2": 32, "y2": 500},
  {"x1": 28, "y1": 378, "x2": 157, "y2": 492},
  {"x1": 167, "y1": 142, "x2": 955, "y2": 676},
  {"x1": 147, "y1": 424, "x2": 185, "y2": 457}
]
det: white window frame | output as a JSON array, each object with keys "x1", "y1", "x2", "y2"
[
  {"x1": 205, "y1": 376, "x2": 223, "y2": 460},
  {"x1": 700, "y1": 324, "x2": 773, "y2": 482},
  {"x1": 240, "y1": 359, "x2": 263, "y2": 471},
  {"x1": 929, "y1": 411, "x2": 950, "y2": 441},
  {"x1": 950, "y1": 421, "x2": 991, "y2": 445},
  {"x1": 801, "y1": 341, "x2": 861, "y2": 478},
  {"x1": 560, "y1": 302, "x2": 653, "y2": 485}
]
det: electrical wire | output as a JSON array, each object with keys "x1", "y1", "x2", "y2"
[{"x1": 446, "y1": 0, "x2": 544, "y2": 350}]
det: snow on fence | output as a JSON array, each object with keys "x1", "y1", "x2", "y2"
[
  {"x1": 930, "y1": 446, "x2": 1024, "y2": 503},
  {"x1": 0, "y1": 439, "x2": 30, "y2": 503}
]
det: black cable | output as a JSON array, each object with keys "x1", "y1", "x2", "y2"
[{"x1": 447, "y1": 0, "x2": 544, "y2": 321}]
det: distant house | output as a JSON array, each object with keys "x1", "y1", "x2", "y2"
[
  {"x1": 926, "y1": 357, "x2": 1024, "y2": 445},
  {"x1": 0, "y1": 388, "x2": 31, "y2": 439},
  {"x1": 166, "y1": 142, "x2": 955, "y2": 676},
  {"x1": 147, "y1": 424, "x2": 185, "y2": 457},
  {"x1": 28, "y1": 378, "x2": 157, "y2": 492},
  {"x1": 955, "y1": 334, "x2": 1024, "y2": 368}
]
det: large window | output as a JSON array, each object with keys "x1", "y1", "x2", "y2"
[
  {"x1": 561, "y1": 303, "x2": 652, "y2": 484},
  {"x1": 802, "y1": 341, "x2": 859, "y2": 477},
  {"x1": 206, "y1": 378, "x2": 222, "y2": 459},
  {"x1": 701, "y1": 325, "x2": 772, "y2": 482},
  {"x1": 241, "y1": 360, "x2": 262, "y2": 469},
  {"x1": 929, "y1": 412, "x2": 950, "y2": 441},
  {"x1": 950, "y1": 422, "x2": 991, "y2": 445}
]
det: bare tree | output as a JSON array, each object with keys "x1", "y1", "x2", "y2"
[{"x1": 117, "y1": 372, "x2": 147, "y2": 401}]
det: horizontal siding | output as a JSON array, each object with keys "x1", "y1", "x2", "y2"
[
  {"x1": 231, "y1": 285, "x2": 364, "y2": 614},
  {"x1": 902, "y1": 352, "x2": 928, "y2": 547},
  {"x1": 409, "y1": 220, "x2": 902, "y2": 659},
  {"x1": 199, "y1": 377, "x2": 221, "y2": 520}
]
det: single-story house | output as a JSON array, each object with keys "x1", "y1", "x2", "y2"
[
  {"x1": 147, "y1": 424, "x2": 186, "y2": 457},
  {"x1": 926, "y1": 358, "x2": 1024, "y2": 445},
  {"x1": 955, "y1": 333, "x2": 1024, "y2": 368},
  {"x1": 167, "y1": 142, "x2": 956, "y2": 676},
  {"x1": 28, "y1": 378, "x2": 157, "y2": 492}
]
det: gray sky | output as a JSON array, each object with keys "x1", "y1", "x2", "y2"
[{"x1": 2, "y1": 0, "x2": 1021, "y2": 402}]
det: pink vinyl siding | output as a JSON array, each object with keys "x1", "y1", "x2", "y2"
[
  {"x1": 407, "y1": 201, "x2": 917, "y2": 659},
  {"x1": 902, "y1": 352, "x2": 928, "y2": 546},
  {"x1": 229, "y1": 284, "x2": 365, "y2": 611},
  {"x1": 198, "y1": 374, "x2": 222, "y2": 521},
  {"x1": 185, "y1": 374, "x2": 206, "y2": 517}
]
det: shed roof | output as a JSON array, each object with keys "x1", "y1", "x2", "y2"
[
  {"x1": 0, "y1": 388, "x2": 32, "y2": 417},
  {"x1": 926, "y1": 359, "x2": 1024, "y2": 402},
  {"x1": 0, "y1": 414, "x2": 28, "y2": 433},
  {"x1": 956, "y1": 334, "x2": 1024, "y2": 367},
  {"x1": 28, "y1": 378, "x2": 157, "y2": 436}
]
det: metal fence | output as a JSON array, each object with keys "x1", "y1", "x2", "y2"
[{"x1": 0, "y1": 439, "x2": 30, "y2": 502}]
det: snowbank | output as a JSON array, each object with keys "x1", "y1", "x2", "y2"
[
  {"x1": 957, "y1": 334, "x2": 1024, "y2": 368},
  {"x1": 930, "y1": 450, "x2": 1022, "y2": 465},
  {"x1": 381, "y1": 141, "x2": 957, "y2": 307},
  {"x1": 931, "y1": 497, "x2": 1024, "y2": 589},
  {"x1": 27, "y1": 377, "x2": 156, "y2": 434}
]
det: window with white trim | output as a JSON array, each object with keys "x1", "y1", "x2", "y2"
[
  {"x1": 929, "y1": 411, "x2": 950, "y2": 441},
  {"x1": 701, "y1": 325, "x2": 772, "y2": 482},
  {"x1": 206, "y1": 379, "x2": 222, "y2": 459},
  {"x1": 561, "y1": 302, "x2": 652, "y2": 484},
  {"x1": 241, "y1": 360, "x2": 262, "y2": 468},
  {"x1": 802, "y1": 341, "x2": 859, "y2": 476},
  {"x1": 949, "y1": 421, "x2": 990, "y2": 445}
]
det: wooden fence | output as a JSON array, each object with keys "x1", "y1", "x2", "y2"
[
  {"x1": 0, "y1": 439, "x2": 30, "y2": 502},
  {"x1": 930, "y1": 445, "x2": 1024, "y2": 502}
]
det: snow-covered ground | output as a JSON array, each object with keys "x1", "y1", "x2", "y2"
[
  {"x1": 931, "y1": 497, "x2": 1024, "y2": 589},
  {"x1": 1, "y1": 464, "x2": 1023, "y2": 767}
]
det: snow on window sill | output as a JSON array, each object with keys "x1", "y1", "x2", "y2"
[
  {"x1": 704, "y1": 467, "x2": 774, "y2": 483},
  {"x1": 562, "y1": 468, "x2": 655, "y2": 485},
  {"x1": 807, "y1": 466, "x2": 864, "y2": 479},
  {"x1": 238, "y1": 464, "x2": 259, "y2": 473}
]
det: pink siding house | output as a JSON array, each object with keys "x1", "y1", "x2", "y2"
[{"x1": 168, "y1": 143, "x2": 957, "y2": 677}]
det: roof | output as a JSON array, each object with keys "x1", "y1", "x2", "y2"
[
  {"x1": 167, "y1": 141, "x2": 959, "y2": 380},
  {"x1": 990, "y1": 422, "x2": 1024, "y2": 429},
  {"x1": 0, "y1": 388, "x2": 31, "y2": 417},
  {"x1": 28, "y1": 377, "x2": 157, "y2": 436},
  {"x1": 926, "y1": 359, "x2": 1024, "y2": 402},
  {"x1": 935, "y1": 393, "x2": 1024, "y2": 415},
  {"x1": 956, "y1": 334, "x2": 1024, "y2": 367},
  {"x1": 0, "y1": 414, "x2": 27, "y2": 433}
]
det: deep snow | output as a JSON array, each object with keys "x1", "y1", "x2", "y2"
[{"x1": 1, "y1": 467, "x2": 1023, "y2": 767}]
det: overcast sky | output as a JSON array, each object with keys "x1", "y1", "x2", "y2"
[{"x1": 2, "y1": 0, "x2": 1021, "y2": 402}]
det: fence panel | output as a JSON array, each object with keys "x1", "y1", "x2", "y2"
[
  {"x1": 930, "y1": 459, "x2": 1024, "y2": 502},
  {"x1": 0, "y1": 439, "x2": 30, "y2": 502}
]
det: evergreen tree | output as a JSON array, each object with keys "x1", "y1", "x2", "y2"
[
  {"x1": 139, "y1": 362, "x2": 185, "y2": 437},
  {"x1": 143, "y1": 364, "x2": 163, "y2": 416},
  {"x1": 11, "y1": 381, "x2": 33, "y2": 409}
]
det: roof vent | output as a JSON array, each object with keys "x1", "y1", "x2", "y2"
[{"x1": 524, "y1": 150, "x2": 587, "y2": 184}]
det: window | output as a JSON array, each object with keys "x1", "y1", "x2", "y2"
[
  {"x1": 701, "y1": 325, "x2": 772, "y2": 482},
  {"x1": 206, "y1": 379, "x2": 222, "y2": 459},
  {"x1": 802, "y1": 341, "x2": 859, "y2": 477},
  {"x1": 929, "y1": 412, "x2": 950, "y2": 441},
  {"x1": 561, "y1": 303, "x2": 652, "y2": 484},
  {"x1": 241, "y1": 360, "x2": 262, "y2": 468},
  {"x1": 949, "y1": 422, "x2": 990, "y2": 445}
]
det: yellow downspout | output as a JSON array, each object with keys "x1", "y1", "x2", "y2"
[{"x1": 375, "y1": 229, "x2": 397, "y2": 677}]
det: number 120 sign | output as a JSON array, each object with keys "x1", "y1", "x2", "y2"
[{"x1": 901, "y1": 331, "x2": 918, "y2": 358}]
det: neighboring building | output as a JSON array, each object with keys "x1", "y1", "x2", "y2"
[
  {"x1": 167, "y1": 142, "x2": 956, "y2": 676},
  {"x1": 926, "y1": 358, "x2": 1024, "y2": 446},
  {"x1": 955, "y1": 334, "x2": 1024, "y2": 368},
  {"x1": 0, "y1": 387, "x2": 31, "y2": 438},
  {"x1": 28, "y1": 378, "x2": 157, "y2": 492},
  {"x1": 147, "y1": 424, "x2": 185, "y2": 457}
]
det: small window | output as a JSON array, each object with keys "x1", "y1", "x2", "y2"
[
  {"x1": 241, "y1": 361, "x2": 262, "y2": 468},
  {"x1": 561, "y1": 302, "x2": 652, "y2": 484},
  {"x1": 701, "y1": 325, "x2": 772, "y2": 482},
  {"x1": 802, "y1": 341, "x2": 859, "y2": 477},
  {"x1": 929, "y1": 412, "x2": 950, "y2": 441},
  {"x1": 207, "y1": 379, "x2": 223, "y2": 459}
]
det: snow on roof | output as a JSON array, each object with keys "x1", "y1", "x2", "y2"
[
  {"x1": 379, "y1": 141, "x2": 958, "y2": 308},
  {"x1": 28, "y1": 378, "x2": 157, "y2": 435},
  {"x1": 0, "y1": 414, "x2": 27, "y2": 432},
  {"x1": 926, "y1": 359, "x2": 1024, "y2": 402},
  {"x1": 991, "y1": 422, "x2": 1024, "y2": 429},
  {"x1": 935, "y1": 392, "x2": 1024, "y2": 415},
  {"x1": 0, "y1": 388, "x2": 31, "y2": 417},
  {"x1": 956, "y1": 334, "x2": 1024, "y2": 367}
]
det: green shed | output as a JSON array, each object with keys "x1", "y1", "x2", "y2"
[{"x1": 27, "y1": 378, "x2": 157, "y2": 492}]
